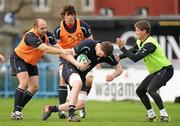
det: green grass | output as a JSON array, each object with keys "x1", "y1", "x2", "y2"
[{"x1": 0, "y1": 98, "x2": 180, "y2": 126}]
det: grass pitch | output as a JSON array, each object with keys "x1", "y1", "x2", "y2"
[{"x1": 0, "y1": 98, "x2": 180, "y2": 126}]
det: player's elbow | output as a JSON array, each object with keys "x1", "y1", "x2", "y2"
[
  {"x1": 119, "y1": 67, "x2": 123, "y2": 76},
  {"x1": 129, "y1": 56, "x2": 141, "y2": 62},
  {"x1": 37, "y1": 44, "x2": 49, "y2": 53},
  {"x1": 43, "y1": 46, "x2": 51, "y2": 53}
]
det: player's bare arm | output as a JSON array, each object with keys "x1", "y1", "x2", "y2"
[
  {"x1": 106, "y1": 63, "x2": 123, "y2": 82},
  {"x1": 36, "y1": 43, "x2": 67, "y2": 55}
]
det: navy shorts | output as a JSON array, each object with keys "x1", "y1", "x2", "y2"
[
  {"x1": 59, "y1": 57, "x2": 68, "y2": 65},
  {"x1": 10, "y1": 52, "x2": 38, "y2": 76},
  {"x1": 62, "y1": 63, "x2": 87, "y2": 91}
]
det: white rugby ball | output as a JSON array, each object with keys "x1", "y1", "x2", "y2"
[{"x1": 76, "y1": 54, "x2": 90, "y2": 71}]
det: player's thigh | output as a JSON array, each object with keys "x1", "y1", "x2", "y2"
[
  {"x1": 10, "y1": 54, "x2": 30, "y2": 88},
  {"x1": 10, "y1": 52, "x2": 28, "y2": 76},
  {"x1": 25, "y1": 63, "x2": 39, "y2": 91},
  {"x1": 62, "y1": 64, "x2": 79, "y2": 85},
  {"x1": 136, "y1": 74, "x2": 154, "y2": 93},
  {"x1": 16, "y1": 72, "x2": 30, "y2": 89},
  {"x1": 69, "y1": 73, "x2": 82, "y2": 88},
  {"x1": 148, "y1": 67, "x2": 174, "y2": 92}
]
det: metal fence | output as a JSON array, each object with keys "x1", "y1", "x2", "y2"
[{"x1": 0, "y1": 63, "x2": 59, "y2": 98}]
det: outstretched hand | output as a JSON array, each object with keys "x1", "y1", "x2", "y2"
[
  {"x1": 116, "y1": 37, "x2": 125, "y2": 49},
  {"x1": 106, "y1": 74, "x2": 114, "y2": 82}
]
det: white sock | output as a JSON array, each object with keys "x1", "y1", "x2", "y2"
[
  {"x1": 147, "y1": 108, "x2": 156, "y2": 118},
  {"x1": 160, "y1": 109, "x2": 168, "y2": 117},
  {"x1": 61, "y1": 111, "x2": 65, "y2": 114}
]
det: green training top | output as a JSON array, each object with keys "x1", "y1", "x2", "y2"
[{"x1": 136, "y1": 36, "x2": 171, "y2": 74}]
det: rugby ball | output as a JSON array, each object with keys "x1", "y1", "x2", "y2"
[{"x1": 76, "y1": 54, "x2": 90, "y2": 71}]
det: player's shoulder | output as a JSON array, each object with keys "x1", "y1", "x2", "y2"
[
  {"x1": 54, "y1": 24, "x2": 60, "y2": 31},
  {"x1": 46, "y1": 31, "x2": 54, "y2": 37},
  {"x1": 79, "y1": 19, "x2": 90, "y2": 27},
  {"x1": 25, "y1": 32, "x2": 38, "y2": 40},
  {"x1": 25, "y1": 31, "x2": 36, "y2": 37},
  {"x1": 106, "y1": 54, "x2": 118, "y2": 65},
  {"x1": 81, "y1": 39, "x2": 97, "y2": 45}
]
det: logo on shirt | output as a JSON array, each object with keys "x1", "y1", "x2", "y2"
[
  {"x1": 141, "y1": 48, "x2": 147, "y2": 54},
  {"x1": 18, "y1": 67, "x2": 21, "y2": 71}
]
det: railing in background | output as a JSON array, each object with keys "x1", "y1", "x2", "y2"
[{"x1": 0, "y1": 63, "x2": 59, "y2": 98}]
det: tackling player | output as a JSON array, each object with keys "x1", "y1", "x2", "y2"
[{"x1": 10, "y1": 18, "x2": 86, "y2": 120}]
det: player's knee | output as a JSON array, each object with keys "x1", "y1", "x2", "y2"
[
  {"x1": 29, "y1": 84, "x2": 39, "y2": 93},
  {"x1": 18, "y1": 78, "x2": 29, "y2": 88},
  {"x1": 86, "y1": 75, "x2": 93, "y2": 87},
  {"x1": 136, "y1": 87, "x2": 145, "y2": 97},
  {"x1": 69, "y1": 74, "x2": 82, "y2": 88},
  {"x1": 69, "y1": 79, "x2": 82, "y2": 91},
  {"x1": 147, "y1": 87, "x2": 156, "y2": 95},
  {"x1": 18, "y1": 83, "x2": 28, "y2": 90},
  {"x1": 72, "y1": 80, "x2": 82, "y2": 88},
  {"x1": 34, "y1": 85, "x2": 39, "y2": 91},
  {"x1": 59, "y1": 78, "x2": 66, "y2": 86},
  {"x1": 59, "y1": 83, "x2": 66, "y2": 86}
]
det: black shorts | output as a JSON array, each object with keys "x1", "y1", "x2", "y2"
[
  {"x1": 59, "y1": 57, "x2": 68, "y2": 65},
  {"x1": 10, "y1": 52, "x2": 38, "y2": 76},
  {"x1": 62, "y1": 63, "x2": 87, "y2": 91}
]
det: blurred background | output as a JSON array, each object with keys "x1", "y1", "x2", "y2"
[{"x1": 0, "y1": 0, "x2": 180, "y2": 101}]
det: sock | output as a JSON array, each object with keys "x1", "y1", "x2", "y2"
[
  {"x1": 68, "y1": 105, "x2": 75, "y2": 117},
  {"x1": 20, "y1": 90, "x2": 33, "y2": 109},
  {"x1": 49, "y1": 105, "x2": 59, "y2": 112},
  {"x1": 160, "y1": 109, "x2": 168, "y2": 117},
  {"x1": 14, "y1": 87, "x2": 25, "y2": 112},
  {"x1": 147, "y1": 108, "x2": 156, "y2": 118},
  {"x1": 61, "y1": 111, "x2": 65, "y2": 114},
  {"x1": 58, "y1": 86, "x2": 68, "y2": 104}
]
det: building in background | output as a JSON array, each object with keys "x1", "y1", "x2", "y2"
[
  {"x1": 0, "y1": 0, "x2": 179, "y2": 61},
  {"x1": 0, "y1": 0, "x2": 95, "y2": 60},
  {"x1": 0, "y1": 0, "x2": 179, "y2": 34},
  {"x1": 94, "y1": 0, "x2": 180, "y2": 16}
]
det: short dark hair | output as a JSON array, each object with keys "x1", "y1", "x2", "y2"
[
  {"x1": 134, "y1": 20, "x2": 151, "y2": 34},
  {"x1": 60, "y1": 4, "x2": 76, "y2": 19},
  {"x1": 100, "y1": 41, "x2": 114, "y2": 56}
]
